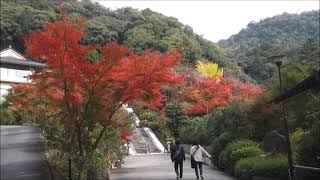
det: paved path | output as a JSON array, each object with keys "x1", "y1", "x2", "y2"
[
  {"x1": 111, "y1": 154, "x2": 234, "y2": 180},
  {"x1": 0, "y1": 126, "x2": 46, "y2": 180}
]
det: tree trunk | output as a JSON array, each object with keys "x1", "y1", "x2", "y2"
[
  {"x1": 105, "y1": 168, "x2": 111, "y2": 180},
  {"x1": 77, "y1": 163, "x2": 86, "y2": 180},
  {"x1": 87, "y1": 166, "x2": 98, "y2": 180}
]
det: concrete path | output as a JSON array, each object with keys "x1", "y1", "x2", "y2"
[
  {"x1": 0, "y1": 126, "x2": 46, "y2": 180},
  {"x1": 111, "y1": 154, "x2": 234, "y2": 180}
]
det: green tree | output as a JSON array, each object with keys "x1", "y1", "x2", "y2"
[
  {"x1": 85, "y1": 15, "x2": 127, "y2": 44},
  {"x1": 207, "y1": 101, "x2": 249, "y2": 139},
  {"x1": 0, "y1": 0, "x2": 56, "y2": 51},
  {"x1": 298, "y1": 38, "x2": 320, "y2": 68},
  {"x1": 124, "y1": 25, "x2": 157, "y2": 53},
  {"x1": 165, "y1": 103, "x2": 187, "y2": 138}
]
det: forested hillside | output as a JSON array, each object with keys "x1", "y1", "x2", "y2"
[
  {"x1": 0, "y1": 0, "x2": 252, "y2": 81},
  {"x1": 1, "y1": 0, "x2": 319, "y2": 82},
  {"x1": 219, "y1": 11, "x2": 320, "y2": 82}
]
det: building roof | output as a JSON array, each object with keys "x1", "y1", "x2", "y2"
[
  {"x1": 0, "y1": 47, "x2": 26, "y2": 60},
  {"x1": 0, "y1": 46, "x2": 45, "y2": 68},
  {"x1": 1, "y1": 57, "x2": 45, "y2": 68}
]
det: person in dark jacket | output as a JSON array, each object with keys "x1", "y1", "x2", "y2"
[{"x1": 171, "y1": 139, "x2": 186, "y2": 179}]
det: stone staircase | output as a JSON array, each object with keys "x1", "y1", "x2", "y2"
[
  {"x1": 138, "y1": 128, "x2": 161, "y2": 153},
  {"x1": 130, "y1": 127, "x2": 161, "y2": 154},
  {"x1": 123, "y1": 104, "x2": 165, "y2": 154}
]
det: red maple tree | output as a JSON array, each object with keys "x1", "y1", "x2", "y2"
[
  {"x1": 7, "y1": 13, "x2": 181, "y2": 177},
  {"x1": 180, "y1": 75, "x2": 263, "y2": 116}
]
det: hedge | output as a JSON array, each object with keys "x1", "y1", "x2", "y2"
[
  {"x1": 296, "y1": 124, "x2": 320, "y2": 180},
  {"x1": 218, "y1": 139, "x2": 261, "y2": 173},
  {"x1": 231, "y1": 146, "x2": 262, "y2": 166},
  {"x1": 209, "y1": 132, "x2": 235, "y2": 167},
  {"x1": 235, "y1": 155, "x2": 289, "y2": 180}
]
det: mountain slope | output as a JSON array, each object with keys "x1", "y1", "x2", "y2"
[
  {"x1": 0, "y1": 0, "x2": 252, "y2": 81},
  {"x1": 218, "y1": 11, "x2": 320, "y2": 82}
]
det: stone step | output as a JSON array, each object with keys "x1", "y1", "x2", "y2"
[
  {"x1": 138, "y1": 128, "x2": 161, "y2": 153},
  {"x1": 130, "y1": 128, "x2": 148, "y2": 154},
  {"x1": 130, "y1": 128, "x2": 161, "y2": 154}
]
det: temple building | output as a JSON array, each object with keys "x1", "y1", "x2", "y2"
[{"x1": 0, "y1": 46, "x2": 45, "y2": 101}]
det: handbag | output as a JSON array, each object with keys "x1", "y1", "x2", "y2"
[{"x1": 191, "y1": 146, "x2": 199, "y2": 169}]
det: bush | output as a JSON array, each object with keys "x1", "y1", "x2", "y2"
[
  {"x1": 218, "y1": 149, "x2": 229, "y2": 169},
  {"x1": 252, "y1": 155, "x2": 288, "y2": 179},
  {"x1": 0, "y1": 103, "x2": 21, "y2": 125},
  {"x1": 231, "y1": 146, "x2": 262, "y2": 165},
  {"x1": 180, "y1": 116, "x2": 210, "y2": 145},
  {"x1": 210, "y1": 132, "x2": 235, "y2": 166},
  {"x1": 290, "y1": 128, "x2": 307, "y2": 162},
  {"x1": 218, "y1": 139, "x2": 260, "y2": 173},
  {"x1": 235, "y1": 155, "x2": 289, "y2": 180},
  {"x1": 296, "y1": 124, "x2": 320, "y2": 180},
  {"x1": 234, "y1": 156, "x2": 256, "y2": 177}
]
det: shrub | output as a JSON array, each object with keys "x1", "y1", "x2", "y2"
[
  {"x1": 0, "y1": 103, "x2": 21, "y2": 125},
  {"x1": 231, "y1": 146, "x2": 262, "y2": 166},
  {"x1": 218, "y1": 139, "x2": 260, "y2": 173},
  {"x1": 210, "y1": 132, "x2": 235, "y2": 166},
  {"x1": 218, "y1": 149, "x2": 229, "y2": 169},
  {"x1": 235, "y1": 155, "x2": 289, "y2": 180},
  {"x1": 296, "y1": 124, "x2": 320, "y2": 180},
  {"x1": 234, "y1": 156, "x2": 257, "y2": 177},
  {"x1": 252, "y1": 155, "x2": 288, "y2": 179},
  {"x1": 290, "y1": 128, "x2": 306, "y2": 153},
  {"x1": 180, "y1": 117, "x2": 210, "y2": 145}
]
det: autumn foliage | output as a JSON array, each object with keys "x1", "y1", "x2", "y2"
[
  {"x1": 19, "y1": 13, "x2": 181, "y2": 122},
  {"x1": 7, "y1": 13, "x2": 181, "y2": 176},
  {"x1": 180, "y1": 74, "x2": 263, "y2": 116},
  {"x1": 6, "y1": 11, "x2": 264, "y2": 177}
]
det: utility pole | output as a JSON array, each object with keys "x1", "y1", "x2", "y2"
[{"x1": 272, "y1": 55, "x2": 295, "y2": 180}]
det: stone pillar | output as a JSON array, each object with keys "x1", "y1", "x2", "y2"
[{"x1": 166, "y1": 139, "x2": 172, "y2": 153}]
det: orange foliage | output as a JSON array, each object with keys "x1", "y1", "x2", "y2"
[
  {"x1": 180, "y1": 76, "x2": 263, "y2": 116},
  {"x1": 10, "y1": 14, "x2": 181, "y2": 128}
]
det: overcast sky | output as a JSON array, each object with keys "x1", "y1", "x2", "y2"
[{"x1": 96, "y1": 0, "x2": 319, "y2": 42}]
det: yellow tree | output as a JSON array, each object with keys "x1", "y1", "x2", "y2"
[{"x1": 195, "y1": 60, "x2": 223, "y2": 77}]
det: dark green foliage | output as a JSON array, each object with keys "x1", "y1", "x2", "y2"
[
  {"x1": 209, "y1": 132, "x2": 236, "y2": 166},
  {"x1": 0, "y1": 98, "x2": 30, "y2": 125},
  {"x1": 218, "y1": 139, "x2": 260, "y2": 172},
  {"x1": 219, "y1": 11, "x2": 320, "y2": 82},
  {"x1": 0, "y1": 0, "x2": 56, "y2": 51},
  {"x1": 231, "y1": 146, "x2": 262, "y2": 166},
  {"x1": 235, "y1": 155, "x2": 289, "y2": 179},
  {"x1": 85, "y1": 15, "x2": 127, "y2": 44},
  {"x1": 124, "y1": 25, "x2": 158, "y2": 53},
  {"x1": 296, "y1": 124, "x2": 320, "y2": 180},
  {"x1": 207, "y1": 101, "x2": 250, "y2": 139},
  {"x1": 179, "y1": 116, "x2": 209, "y2": 145},
  {"x1": 234, "y1": 156, "x2": 257, "y2": 177},
  {"x1": 165, "y1": 104, "x2": 187, "y2": 138},
  {"x1": 0, "y1": 102, "x2": 20, "y2": 125},
  {"x1": 298, "y1": 38, "x2": 320, "y2": 68}
]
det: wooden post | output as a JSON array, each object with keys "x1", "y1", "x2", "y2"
[{"x1": 69, "y1": 157, "x2": 72, "y2": 180}]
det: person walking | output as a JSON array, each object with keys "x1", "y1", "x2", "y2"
[
  {"x1": 171, "y1": 139, "x2": 186, "y2": 179},
  {"x1": 190, "y1": 143, "x2": 212, "y2": 180}
]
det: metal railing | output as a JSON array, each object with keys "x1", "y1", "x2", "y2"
[
  {"x1": 293, "y1": 164, "x2": 320, "y2": 172},
  {"x1": 287, "y1": 165, "x2": 320, "y2": 180}
]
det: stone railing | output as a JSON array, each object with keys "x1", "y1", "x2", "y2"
[{"x1": 143, "y1": 127, "x2": 166, "y2": 153}]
